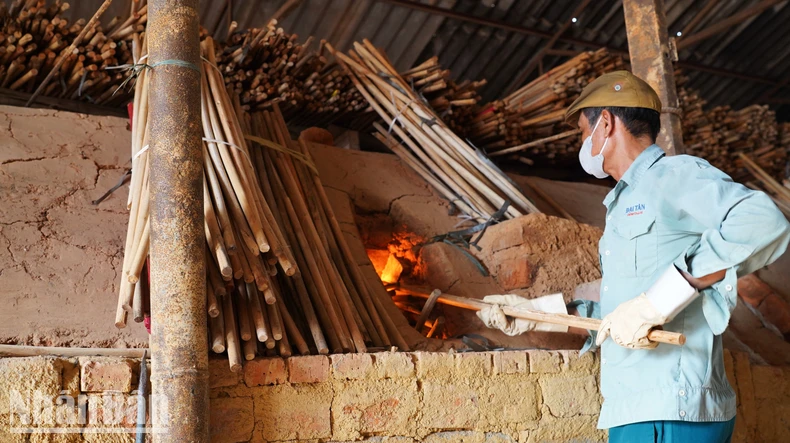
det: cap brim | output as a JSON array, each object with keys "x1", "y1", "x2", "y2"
[{"x1": 565, "y1": 109, "x2": 582, "y2": 128}]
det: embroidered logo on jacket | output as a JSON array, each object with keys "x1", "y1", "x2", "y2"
[{"x1": 625, "y1": 203, "x2": 645, "y2": 217}]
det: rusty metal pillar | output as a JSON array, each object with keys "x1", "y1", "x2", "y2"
[
  {"x1": 147, "y1": 0, "x2": 208, "y2": 441},
  {"x1": 623, "y1": 0, "x2": 684, "y2": 155}
]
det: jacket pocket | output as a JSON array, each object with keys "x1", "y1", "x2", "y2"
[{"x1": 612, "y1": 216, "x2": 658, "y2": 277}]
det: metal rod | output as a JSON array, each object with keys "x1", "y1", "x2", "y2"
[
  {"x1": 135, "y1": 350, "x2": 149, "y2": 443},
  {"x1": 148, "y1": 0, "x2": 209, "y2": 441}
]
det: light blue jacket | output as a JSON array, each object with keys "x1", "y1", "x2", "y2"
[{"x1": 594, "y1": 145, "x2": 790, "y2": 429}]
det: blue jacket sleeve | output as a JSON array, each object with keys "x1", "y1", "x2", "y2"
[
  {"x1": 667, "y1": 160, "x2": 790, "y2": 334},
  {"x1": 568, "y1": 299, "x2": 601, "y2": 355}
]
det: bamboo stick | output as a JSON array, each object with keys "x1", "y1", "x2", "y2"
[
  {"x1": 223, "y1": 293, "x2": 242, "y2": 372},
  {"x1": 399, "y1": 285, "x2": 685, "y2": 346}
]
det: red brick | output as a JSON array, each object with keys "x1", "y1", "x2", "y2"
[
  {"x1": 492, "y1": 351, "x2": 527, "y2": 374},
  {"x1": 738, "y1": 274, "x2": 772, "y2": 308},
  {"x1": 757, "y1": 293, "x2": 790, "y2": 334},
  {"x1": 331, "y1": 353, "x2": 374, "y2": 380},
  {"x1": 732, "y1": 351, "x2": 757, "y2": 440},
  {"x1": 455, "y1": 352, "x2": 492, "y2": 377},
  {"x1": 332, "y1": 379, "x2": 419, "y2": 439},
  {"x1": 527, "y1": 351, "x2": 561, "y2": 373},
  {"x1": 374, "y1": 352, "x2": 415, "y2": 379},
  {"x1": 80, "y1": 358, "x2": 133, "y2": 393},
  {"x1": 422, "y1": 381, "x2": 480, "y2": 429},
  {"x1": 559, "y1": 350, "x2": 597, "y2": 373},
  {"x1": 210, "y1": 396, "x2": 254, "y2": 443},
  {"x1": 257, "y1": 384, "x2": 332, "y2": 440},
  {"x1": 244, "y1": 357, "x2": 287, "y2": 387},
  {"x1": 423, "y1": 431, "x2": 487, "y2": 442},
  {"x1": 415, "y1": 352, "x2": 454, "y2": 379},
  {"x1": 492, "y1": 248, "x2": 536, "y2": 290},
  {"x1": 482, "y1": 379, "x2": 541, "y2": 423},
  {"x1": 539, "y1": 375, "x2": 600, "y2": 417},
  {"x1": 87, "y1": 393, "x2": 138, "y2": 426},
  {"x1": 477, "y1": 219, "x2": 526, "y2": 253},
  {"x1": 287, "y1": 355, "x2": 329, "y2": 384},
  {"x1": 209, "y1": 358, "x2": 240, "y2": 389}
]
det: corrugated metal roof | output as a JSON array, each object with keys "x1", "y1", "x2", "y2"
[{"x1": 56, "y1": 0, "x2": 790, "y2": 121}]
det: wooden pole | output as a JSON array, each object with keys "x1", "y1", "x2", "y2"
[
  {"x1": 147, "y1": 0, "x2": 209, "y2": 440},
  {"x1": 398, "y1": 285, "x2": 685, "y2": 346},
  {"x1": 623, "y1": 0, "x2": 684, "y2": 155}
]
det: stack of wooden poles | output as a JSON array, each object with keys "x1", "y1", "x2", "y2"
[
  {"x1": 216, "y1": 20, "x2": 371, "y2": 130},
  {"x1": 678, "y1": 72, "x2": 786, "y2": 182},
  {"x1": 400, "y1": 56, "x2": 486, "y2": 138},
  {"x1": 780, "y1": 123, "x2": 790, "y2": 152},
  {"x1": 468, "y1": 49, "x2": 626, "y2": 164},
  {"x1": 116, "y1": 35, "x2": 409, "y2": 372},
  {"x1": 216, "y1": 20, "x2": 484, "y2": 133},
  {"x1": 328, "y1": 39, "x2": 540, "y2": 223},
  {"x1": 2, "y1": 3, "x2": 487, "y2": 132},
  {"x1": 739, "y1": 152, "x2": 790, "y2": 218},
  {"x1": 0, "y1": 0, "x2": 147, "y2": 105}
]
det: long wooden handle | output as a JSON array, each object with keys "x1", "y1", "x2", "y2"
[{"x1": 398, "y1": 287, "x2": 686, "y2": 346}]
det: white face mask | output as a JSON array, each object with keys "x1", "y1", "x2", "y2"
[{"x1": 579, "y1": 116, "x2": 610, "y2": 179}]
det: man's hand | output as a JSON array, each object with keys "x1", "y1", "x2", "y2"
[
  {"x1": 679, "y1": 268, "x2": 726, "y2": 290},
  {"x1": 595, "y1": 294, "x2": 668, "y2": 349},
  {"x1": 477, "y1": 293, "x2": 568, "y2": 336}
]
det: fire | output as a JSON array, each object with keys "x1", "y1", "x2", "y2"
[
  {"x1": 381, "y1": 254, "x2": 404, "y2": 284},
  {"x1": 366, "y1": 231, "x2": 424, "y2": 284},
  {"x1": 365, "y1": 232, "x2": 450, "y2": 338}
]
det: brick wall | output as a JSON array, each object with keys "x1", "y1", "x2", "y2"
[{"x1": 1, "y1": 350, "x2": 789, "y2": 442}]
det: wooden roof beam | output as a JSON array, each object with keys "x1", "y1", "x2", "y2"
[
  {"x1": 679, "y1": 0, "x2": 719, "y2": 37},
  {"x1": 677, "y1": 0, "x2": 785, "y2": 50},
  {"x1": 504, "y1": 0, "x2": 594, "y2": 95},
  {"x1": 377, "y1": 0, "x2": 786, "y2": 89}
]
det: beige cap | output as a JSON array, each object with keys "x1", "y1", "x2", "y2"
[{"x1": 564, "y1": 71, "x2": 662, "y2": 127}]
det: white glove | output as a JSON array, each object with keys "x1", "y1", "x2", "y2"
[
  {"x1": 476, "y1": 293, "x2": 568, "y2": 336},
  {"x1": 596, "y1": 265, "x2": 697, "y2": 349},
  {"x1": 595, "y1": 294, "x2": 667, "y2": 349}
]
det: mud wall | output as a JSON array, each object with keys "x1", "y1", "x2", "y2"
[
  {"x1": 0, "y1": 105, "x2": 148, "y2": 348},
  {"x1": 0, "y1": 105, "x2": 423, "y2": 349},
  {"x1": 1, "y1": 351, "x2": 788, "y2": 442}
]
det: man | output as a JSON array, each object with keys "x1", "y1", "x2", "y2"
[{"x1": 479, "y1": 71, "x2": 790, "y2": 442}]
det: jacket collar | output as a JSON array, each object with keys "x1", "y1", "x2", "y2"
[{"x1": 602, "y1": 144, "x2": 665, "y2": 208}]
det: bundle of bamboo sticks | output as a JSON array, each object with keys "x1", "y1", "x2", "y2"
[
  {"x1": 469, "y1": 49, "x2": 626, "y2": 163},
  {"x1": 400, "y1": 56, "x2": 486, "y2": 138},
  {"x1": 117, "y1": 35, "x2": 410, "y2": 371},
  {"x1": 739, "y1": 153, "x2": 790, "y2": 218},
  {"x1": 678, "y1": 73, "x2": 786, "y2": 182},
  {"x1": 780, "y1": 122, "x2": 790, "y2": 152},
  {"x1": 0, "y1": 0, "x2": 147, "y2": 105},
  {"x1": 213, "y1": 20, "x2": 373, "y2": 130},
  {"x1": 328, "y1": 39, "x2": 539, "y2": 223},
  {"x1": 215, "y1": 20, "x2": 484, "y2": 133},
  {"x1": 3, "y1": 3, "x2": 485, "y2": 133}
]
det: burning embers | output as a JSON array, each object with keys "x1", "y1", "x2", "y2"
[{"x1": 366, "y1": 232, "x2": 453, "y2": 339}]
